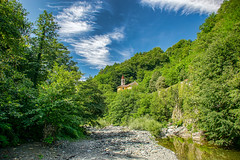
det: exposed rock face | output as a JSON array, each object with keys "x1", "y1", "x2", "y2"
[
  {"x1": 160, "y1": 126, "x2": 204, "y2": 144},
  {"x1": 171, "y1": 104, "x2": 183, "y2": 122},
  {"x1": 192, "y1": 131, "x2": 204, "y2": 144}
]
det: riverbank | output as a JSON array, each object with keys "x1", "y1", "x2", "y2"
[
  {"x1": 0, "y1": 126, "x2": 177, "y2": 160},
  {"x1": 157, "y1": 136, "x2": 240, "y2": 160}
]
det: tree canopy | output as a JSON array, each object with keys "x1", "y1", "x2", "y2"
[{"x1": 0, "y1": 0, "x2": 104, "y2": 147}]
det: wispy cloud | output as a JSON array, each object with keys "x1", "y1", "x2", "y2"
[
  {"x1": 56, "y1": 1, "x2": 102, "y2": 35},
  {"x1": 116, "y1": 48, "x2": 134, "y2": 61},
  {"x1": 47, "y1": 4, "x2": 65, "y2": 10},
  {"x1": 46, "y1": 1, "x2": 74, "y2": 9},
  {"x1": 140, "y1": 0, "x2": 224, "y2": 14},
  {"x1": 70, "y1": 29, "x2": 124, "y2": 69},
  {"x1": 55, "y1": 1, "x2": 126, "y2": 70}
]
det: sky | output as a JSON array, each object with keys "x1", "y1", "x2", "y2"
[{"x1": 18, "y1": 0, "x2": 224, "y2": 80}]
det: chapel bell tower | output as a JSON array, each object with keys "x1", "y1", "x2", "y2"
[{"x1": 121, "y1": 75, "x2": 125, "y2": 86}]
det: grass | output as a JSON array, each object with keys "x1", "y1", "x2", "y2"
[
  {"x1": 128, "y1": 115, "x2": 166, "y2": 137},
  {"x1": 96, "y1": 118, "x2": 111, "y2": 128}
]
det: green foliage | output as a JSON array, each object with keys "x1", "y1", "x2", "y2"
[
  {"x1": 190, "y1": 0, "x2": 240, "y2": 146},
  {"x1": 35, "y1": 65, "x2": 84, "y2": 141},
  {"x1": 57, "y1": 125, "x2": 86, "y2": 140},
  {"x1": 94, "y1": 0, "x2": 240, "y2": 147},
  {"x1": 30, "y1": 10, "x2": 78, "y2": 86},
  {"x1": 1, "y1": 0, "x2": 240, "y2": 148},
  {"x1": 155, "y1": 76, "x2": 167, "y2": 90},
  {"x1": 106, "y1": 89, "x2": 140, "y2": 125},
  {"x1": 0, "y1": 0, "x2": 30, "y2": 60},
  {"x1": 34, "y1": 65, "x2": 104, "y2": 141},
  {"x1": 96, "y1": 118, "x2": 111, "y2": 128},
  {"x1": 94, "y1": 47, "x2": 168, "y2": 92},
  {"x1": 186, "y1": 124, "x2": 193, "y2": 131},
  {"x1": 0, "y1": 1, "x2": 105, "y2": 147},
  {"x1": 38, "y1": 154, "x2": 44, "y2": 160},
  {"x1": 150, "y1": 86, "x2": 178, "y2": 122},
  {"x1": 0, "y1": 135, "x2": 9, "y2": 147},
  {"x1": 149, "y1": 70, "x2": 161, "y2": 92},
  {"x1": 75, "y1": 78, "x2": 105, "y2": 122},
  {"x1": 43, "y1": 136, "x2": 54, "y2": 144},
  {"x1": 133, "y1": 93, "x2": 152, "y2": 118},
  {"x1": 175, "y1": 119, "x2": 183, "y2": 127},
  {"x1": 128, "y1": 115, "x2": 165, "y2": 137},
  {"x1": 0, "y1": 0, "x2": 37, "y2": 147},
  {"x1": 199, "y1": 110, "x2": 237, "y2": 146},
  {"x1": 199, "y1": 13, "x2": 217, "y2": 33},
  {"x1": 161, "y1": 39, "x2": 192, "y2": 86}
]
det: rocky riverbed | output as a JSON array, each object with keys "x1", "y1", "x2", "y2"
[
  {"x1": 0, "y1": 126, "x2": 177, "y2": 160},
  {"x1": 160, "y1": 125, "x2": 204, "y2": 144}
]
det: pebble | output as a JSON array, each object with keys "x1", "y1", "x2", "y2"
[{"x1": 0, "y1": 126, "x2": 178, "y2": 160}]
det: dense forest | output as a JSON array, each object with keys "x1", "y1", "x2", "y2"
[
  {"x1": 0, "y1": 0, "x2": 104, "y2": 146},
  {"x1": 1, "y1": 0, "x2": 240, "y2": 149}
]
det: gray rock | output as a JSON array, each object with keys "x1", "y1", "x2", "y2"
[
  {"x1": 0, "y1": 126, "x2": 178, "y2": 160},
  {"x1": 160, "y1": 125, "x2": 204, "y2": 144},
  {"x1": 192, "y1": 132, "x2": 203, "y2": 144}
]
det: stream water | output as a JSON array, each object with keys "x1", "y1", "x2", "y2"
[{"x1": 157, "y1": 137, "x2": 240, "y2": 160}]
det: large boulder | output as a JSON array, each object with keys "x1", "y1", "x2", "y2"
[{"x1": 160, "y1": 126, "x2": 204, "y2": 144}]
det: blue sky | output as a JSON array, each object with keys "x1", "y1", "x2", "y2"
[{"x1": 19, "y1": 0, "x2": 224, "y2": 79}]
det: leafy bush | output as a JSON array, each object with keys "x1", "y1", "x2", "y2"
[
  {"x1": 175, "y1": 119, "x2": 183, "y2": 127},
  {"x1": 128, "y1": 115, "x2": 165, "y2": 137},
  {"x1": 106, "y1": 89, "x2": 140, "y2": 125},
  {"x1": 150, "y1": 88, "x2": 177, "y2": 122},
  {"x1": 57, "y1": 125, "x2": 86, "y2": 140},
  {"x1": 96, "y1": 118, "x2": 111, "y2": 128}
]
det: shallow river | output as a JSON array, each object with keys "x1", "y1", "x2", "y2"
[{"x1": 157, "y1": 137, "x2": 240, "y2": 160}]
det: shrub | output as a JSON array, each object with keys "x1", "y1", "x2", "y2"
[
  {"x1": 96, "y1": 118, "x2": 111, "y2": 128},
  {"x1": 175, "y1": 119, "x2": 183, "y2": 127},
  {"x1": 128, "y1": 115, "x2": 165, "y2": 137}
]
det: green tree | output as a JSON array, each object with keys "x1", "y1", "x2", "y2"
[
  {"x1": 155, "y1": 76, "x2": 167, "y2": 90},
  {"x1": 106, "y1": 90, "x2": 140, "y2": 125},
  {"x1": 31, "y1": 10, "x2": 59, "y2": 87},
  {"x1": 150, "y1": 87, "x2": 177, "y2": 122},
  {"x1": 0, "y1": 0, "x2": 35, "y2": 147},
  {"x1": 75, "y1": 78, "x2": 105, "y2": 124},
  {"x1": 35, "y1": 64, "x2": 82, "y2": 141},
  {"x1": 191, "y1": 10, "x2": 240, "y2": 145},
  {"x1": 149, "y1": 71, "x2": 161, "y2": 92}
]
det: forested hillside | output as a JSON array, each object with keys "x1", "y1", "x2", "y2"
[
  {"x1": 0, "y1": 0, "x2": 104, "y2": 147},
  {"x1": 94, "y1": 47, "x2": 168, "y2": 92},
  {"x1": 93, "y1": 0, "x2": 240, "y2": 147}
]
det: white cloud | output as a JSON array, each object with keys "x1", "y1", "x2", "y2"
[
  {"x1": 109, "y1": 28, "x2": 125, "y2": 41},
  {"x1": 47, "y1": 4, "x2": 65, "y2": 10},
  {"x1": 116, "y1": 48, "x2": 134, "y2": 61},
  {"x1": 56, "y1": 1, "x2": 102, "y2": 35},
  {"x1": 140, "y1": 0, "x2": 224, "y2": 14},
  {"x1": 55, "y1": 1, "x2": 126, "y2": 70},
  {"x1": 70, "y1": 29, "x2": 125, "y2": 69}
]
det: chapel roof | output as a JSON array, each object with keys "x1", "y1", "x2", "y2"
[{"x1": 117, "y1": 81, "x2": 138, "y2": 88}]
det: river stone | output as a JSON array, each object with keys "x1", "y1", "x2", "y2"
[
  {"x1": 192, "y1": 132, "x2": 203, "y2": 144},
  {"x1": 0, "y1": 126, "x2": 178, "y2": 160}
]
